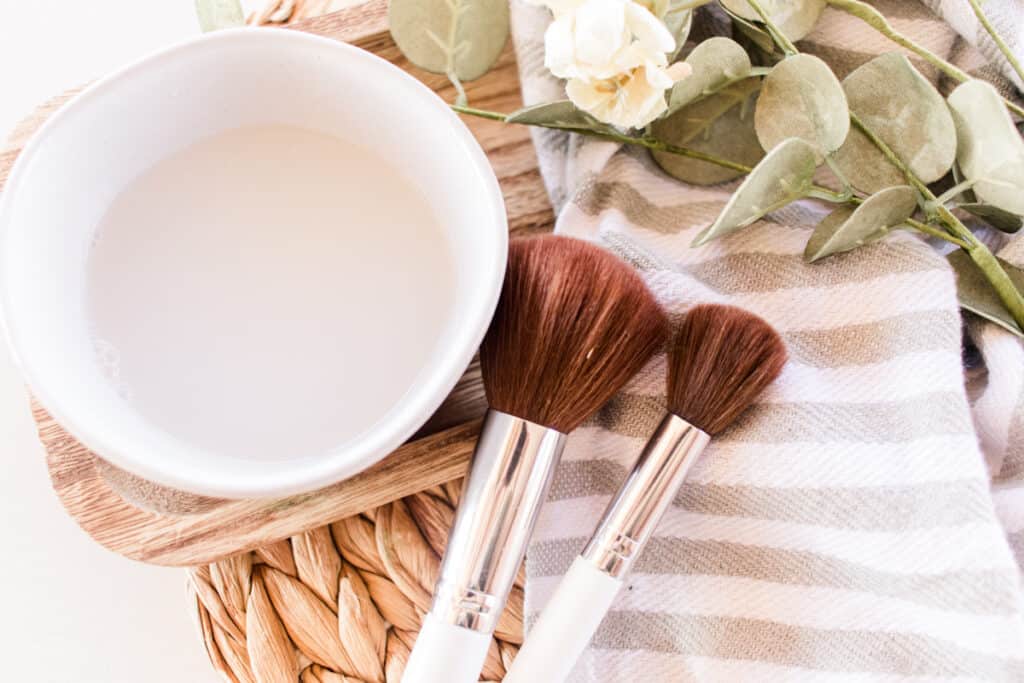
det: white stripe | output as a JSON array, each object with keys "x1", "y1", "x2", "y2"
[
  {"x1": 534, "y1": 501, "x2": 1020, "y2": 574},
  {"x1": 652, "y1": 268, "x2": 958, "y2": 332},
  {"x1": 630, "y1": 216, "x2": 912, "y2": 264},
  {"x1": 619, "y1": 350, "x2": 965, "y2": 403},
  {"x1": 560, "y1": 202, "x2": 830, "y2": 259},
  {"x1": 992, "y1": 484, "x2": 1024, "y2": 534},
  {"x1": 569, "y1": 649, "x2": 988, "y2": 683},
  {"x1": 563, "y1": 428, "x2": 990, "y2": 488},
  {"x1": 529, "y1": 574, "x2": 1024, "y2": 658},
  {"x1": 769, "y1": 350, "x2": 964, "y2": 402},
  {"x1": 683, "y1": 655, "x2": 988, "y2": 683}
]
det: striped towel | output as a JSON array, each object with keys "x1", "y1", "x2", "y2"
[{"x1": 511, "y1": 1, "x2": 1024, "y2": 680}]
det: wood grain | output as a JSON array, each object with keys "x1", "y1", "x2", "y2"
[{"x1": 0, "y1": 0, "x2": 554, "y2": 566}]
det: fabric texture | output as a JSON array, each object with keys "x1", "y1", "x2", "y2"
[{"x1": 511, "y1": 1, "x2": 1024, "y2": 680}]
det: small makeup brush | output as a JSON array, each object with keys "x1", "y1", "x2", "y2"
[
  {"x1": 401, "y1": 235, "x2": 667, "y2": 683},
  {"x1": 504, "y1": 303, "x2": 787, "y2": 683}
]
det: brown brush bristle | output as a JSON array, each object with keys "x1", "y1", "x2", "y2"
[
  {"x1": 667, "y1": 304, "x2": 787, "y2": 435},
  {"x1": 479, "y1": 235, "x2": 667, "y2": 433}
]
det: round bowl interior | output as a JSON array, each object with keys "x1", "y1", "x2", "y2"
[{"x1": 0, "y1": 28, "x2": 507, "y2": 498}]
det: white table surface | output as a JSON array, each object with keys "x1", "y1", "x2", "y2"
[{"x1": 0, "y1": 2, "x2": 268, "y2": 681}]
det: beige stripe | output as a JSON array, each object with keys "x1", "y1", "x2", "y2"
[
  {"x1": 784, "y1": 310, "x2": 961, "y2": 367},
  {"x1": 574, "y1": 180, "x2": 726, "y2": 233},
  {"x1": 590, "y1": 611, "x2": 1024, "y2": 680},
  {"x1": 590, "y1": 391, "x2": 974, "y2": 442},
  {"x1": 573, "y1": 182, "x2": 945, "y2": 295},
  {"x1": 684, "y1": 247, "x2": 942, "y2": 294},
  {"x1": 529, "y1": 536, "x2": 1019, "y2": 615},
  {"x1": 801, "y1": 40, "x2": 942, "y2": 82},
  {"x1": 602, "y1": 230, "x2": 677, "y2": 274},
  {"x1": 547, "y1": 460, "x2": 993, "y2": 530}
]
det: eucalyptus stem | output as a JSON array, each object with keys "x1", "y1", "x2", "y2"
[
  {"x1": 849, "y1": 113, "x2": 933, "y2": 198},
  {"x1": 966, "y1": 0, "x2": 1024, "y2": 88},
  {"x1": 450, "y1": 104, "x2": 505, "y2": 121},
  {"x1": 905, "y1": 217, "x2": 969, "y2": 247},
  {"x1": 452, "y1": 103, "x2": 1024, "y2": 327},
  {"x1": 448, "y1": 72, "x2": 468, "y2": 107},
  {"x1": 743, "y1": 0, "x2": 798, "y2": 55},
  {"x1": 851, "y1": 113, "x2": 1024, "y2": 327},
  {"x1": 827, "y1": 0, "x2": 1024, "y2": 118},
  {"x1": 965, "y1": 242, "x2": 1024, "y2": 325},
  {"x1": 451, "y1": 104, "x2": 754, "y2": 173}
]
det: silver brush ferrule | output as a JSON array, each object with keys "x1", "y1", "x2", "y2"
[
  {"x1": 431, "y1": 409, "x2": 566, "y2": 634},
  {"x1": 582, "y1": 413, "x2": 710, "y2": 579}
]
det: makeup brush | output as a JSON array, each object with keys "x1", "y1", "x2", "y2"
[
  {"x1": 504, "y1": 303, "x2": 787, "y2": 683},
  {"x1": 401, "y1": 235, "x2": 667, "y2": 683}
]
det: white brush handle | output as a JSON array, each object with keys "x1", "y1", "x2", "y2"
[
  {"x1": 504, "y1": 556, "x2": 623, "y2": 683},
  {"x1": 401, "y1": 613, "x2": 492, "y2": 683}
]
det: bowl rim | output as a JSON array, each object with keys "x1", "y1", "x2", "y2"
[{"x1": 0, "y1": 27, "x2": 507, "y2": 498}]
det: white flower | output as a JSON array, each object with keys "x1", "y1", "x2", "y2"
[
  {"x1": 566, "y1": 57, "x2": 691, "y2": 129},
  {"x1": 543, "y1": 0, "x2": 675, "y2": 80}
]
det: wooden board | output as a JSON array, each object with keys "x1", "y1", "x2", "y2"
[{"x1": 0, "y1": 0, "x2": 554, "y2": 567}]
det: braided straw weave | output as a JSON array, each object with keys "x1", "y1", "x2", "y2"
[{"x1": 188, "y1": 481, "x2": 524, "y2": 683}]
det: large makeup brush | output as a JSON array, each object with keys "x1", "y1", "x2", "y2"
[
  {"x1": 504, "y1": 304, "x2": 787, "y2": 683},
  {"x1": 401, "y1": 235, "x2": 667, "y2": 683}
]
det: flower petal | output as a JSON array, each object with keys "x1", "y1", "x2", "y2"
[
  {"x1": 624, "y1": 1, "x2": 675, "y2": 54},
  {"x1": 544, "y1": 17, "x2": 578, "y2": 78},
  {"x1": 573, "y1": 0, "x2": 629, "y2": 69},
  {"x1": 666, "y1": 61, "x2": 693, "y2": 82}
]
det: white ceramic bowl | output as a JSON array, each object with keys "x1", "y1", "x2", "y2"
[{"x1": 0, "y1": 28, "x2": 507, "y2": 498}]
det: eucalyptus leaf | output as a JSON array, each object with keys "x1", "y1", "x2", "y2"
[
  {"x1": 195, "y1": 0, "x2": 244, "y2": 32},
  {"x1": 653, "y1": 80, "x2": 764, "y2": 185},
  {"x1": 692, "y1": 137, "x2": 818, "y2": 246},
  {"x1": 667, "y1": 37, "x2": 752, "y2": 115},
  {"x1": 724, "y1": 8, "x2": 777, "y2": 53},
  {"x1": 505, "y1": 100, "x2": 615, "y2": 134},
  {"x1": 804, "y1": 185, "x2": 917, "y2": 261},
  {"x1": 652, "y1": 0, "x2": 696, "y2": 60},
  {"x1": 390, "y1": 0, "x2": 509, "y2": 81},
  {"x1": 947, "y1": 80, "x2": 1024, "y2": 215},
  {"x1": 947, "y1": 250, "x2": 1024, "y2": 337},
  {"x1": 958, "y1": 203, "x2": 1024, "y2": 234},
  {"x1": 720, "y1": 0, "x2": 826, "y2": 41},
  {"x1": 832, "y1": 53, "x2": 957, "y2": 194},
  {"x1": 755, "y1": 54, "x2": 850, "y2": 159}
]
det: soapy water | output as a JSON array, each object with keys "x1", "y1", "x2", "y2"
[
  {"x1": 85, "y1": 124, "x2": 456, "y2": 462},
  {"x1": 91, "y1": 335, "x2": 133, "y2": 402}
]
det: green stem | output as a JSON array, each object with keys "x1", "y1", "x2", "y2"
[
  {"x1": 448, "y1": 72, "x2": 468, "y2": 107},
  {"x1": 806, "y1": 185, "x2": 852, "y2": 203},
  {"x1": 442, "y1": 0, "x2": 468, "y2": 106},
  {"x1": 743, "y1": 0, "x2": 798, "y2": 55},
  {"x1": 451, "y1": 104, "x2": 754, "y2": 173},
  {"x1": 851, "y1": 112, "x2": 1024, "y2": 327},
  {"x1": 967, "y1": 0, "x2": 1024, "y2": 87},
  {"x1": 965, "y1": 237, "x2": 1024, "y2": 325},
  {"x1": 450, "y1": 104, "x2": 505, "y2": 121},
  {"x1": 849, "y1": 112, "x2": 933, "y2": 197},
  {"x1": 827, "y1": 0, "x2": 1024, "y2": 118},
  {"x1": 905, "y1": 217, "x2": 969, "y2": 247},
  {"x1": 930, "y1": 178, "x2": 978, "y2": 209},
  {"x1": 452, "y1": 104, "x2": 1024, "y2": 328}
]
